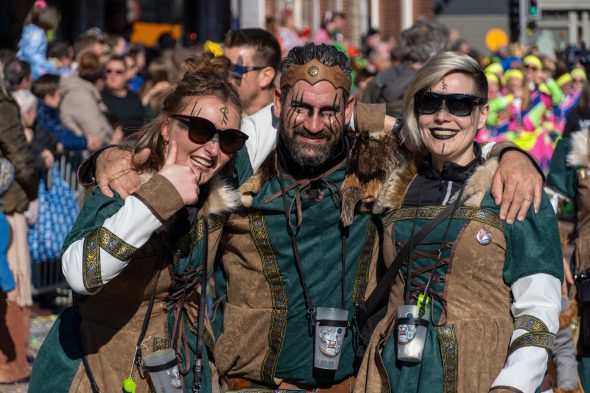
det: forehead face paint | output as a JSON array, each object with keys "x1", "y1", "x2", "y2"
[
  {"x1": 284, "y1": 85, "x2": 346, "y2": 137},
  {"x1": 220, "y1": 107, "x2": 228, "y2": 125},
  {"x1": 190, "y1": 100, "x2": 202, "y2": 117},
  {"x1": 279, "y1": 80, "x2": 347, "y2": 170},
  {"x1": 441, "y1": 78, "x2": 448, "y2": 91}
]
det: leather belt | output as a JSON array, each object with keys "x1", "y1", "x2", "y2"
[{"x1": 225, "y1": 375, "x2": 356, "y2": 393}]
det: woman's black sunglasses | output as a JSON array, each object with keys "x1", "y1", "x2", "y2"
[
  {"x1": 170, "y1": 114, "x2": 248, "y2": 154},
  {"x1": 417, "y1": 92, "x2": 487, "y2": 117}
]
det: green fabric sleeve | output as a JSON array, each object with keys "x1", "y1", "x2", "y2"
[
  {"x1": 481, "y1": 192, "x2": 564, "y2": 286},
  {"x1": 489, "y1": 94, "x2": 513, "y2": 112},
  {"x1": 545, "y1": 78, "x2": 565, "y2": 106},
  {"x1": 487, "y1": 95, "x2": 512, "y2": 126},
  {"x1": 61, "y1": 188, "x2": 125, "y2": 252},
  {"x1": 526, "y1": 101, "x2": 548, "y2": 128},
  {"x1": 233, "y1": 146, "x2": 255, "y2": 187},
  {"x1": 547, "y1": 137, "x2": 577, "y2": 199}
]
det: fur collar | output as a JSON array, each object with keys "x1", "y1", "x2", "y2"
[
  {"x1": 198, "y1": 176, "x2": 241, "y2": 218},
  {"x1": 370, "y1": 160, "x2": 417, "y2": 212},
  {"x1": 340, "y1": 128, "x2": 412, "y2": 225},
  {"x1": 567, "y1": 128, "x2": 590, "y2": 167},
  {"x1": 371, "y1": 156, "x2": 498, "y2": 211},
  {"x1": 239, "y1": 150, "x2": 278, "y2": 207},
  {"x1": 462, "y1": 157, "x2": 498, "y2": 207}
]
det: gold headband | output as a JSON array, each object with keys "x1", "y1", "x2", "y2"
[{"x1": 280, "y1": 59, "x2": 351, "y2": 93}]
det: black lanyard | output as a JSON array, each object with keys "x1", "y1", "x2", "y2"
[{"x1": 277, "y1": 163, "x2": 348, "y2": 327}]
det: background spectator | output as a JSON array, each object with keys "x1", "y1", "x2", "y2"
[
  {"x1": 3, "y1": 59, "x2": 32, "y2": 92},
  {"x1": 0, "y1": 62, "x2": 38, "y2": 384},
  {"x1": 59, "y1": 51, "x2": 114, "y2": 150},
  {"x1": 16, "y1": 0, "x2": 59, "y2": 80},
  {"x1": 32, "y1": 74, "x2": 88, "y2": 152},
  {"x1": 101, "y1": 55, "x2": 144, "y2": 136}
]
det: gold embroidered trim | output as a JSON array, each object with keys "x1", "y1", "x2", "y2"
[
  {"x1": 384, "y1": 206, "x2": 503, "y2": 230},
  {"x1": 352, "y1": 218, "x2": 376, "y2": 303},
  {"x1": 177, "y1": 214, "x2": 226, "y2": 253},
  {"x1": 152, "y1": 337, "x2": 169, "y2": 351},
  {"x1": 513, "y1": 315, "x2": 549, "y2": 333},
  {"x1": 382, "y1": 209, "x2": 396, "y2": 228},
  {"x1": 97, "y1": 226, "x2": 138, "y2": 260},
  {"x1": 82, "y1": 228, "x2": 102, "y2": 291},
  {"x1": 82, "y1": 227, "x2": 158, "y2": 292},
  {"x1": 250, "y1": 211, "x2": 288, "y2": 384},
  {"x1": 437, "y1": 325, "x2": 458, "y2": 393},
  {"x1": 508, "y1": 332, "x2": 556, "y2": 357}
]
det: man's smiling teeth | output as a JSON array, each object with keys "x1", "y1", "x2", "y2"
[{"x1": 192, "y1": 156, "x2": 213, "y2": 168}]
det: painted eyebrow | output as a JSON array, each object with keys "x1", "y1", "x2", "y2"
[{"x1": 290, "y1": 100, "x2": 340, "y2": 112}]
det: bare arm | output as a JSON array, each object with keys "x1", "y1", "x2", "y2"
[{"x1": 93, "y1": 146, "x2": 150, "y2": 199}]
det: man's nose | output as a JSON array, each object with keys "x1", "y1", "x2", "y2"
[{"x1": 305, "y1": 113, "x2": 323, "y2": 133}]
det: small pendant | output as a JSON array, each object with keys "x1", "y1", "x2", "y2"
[
  {"x1": 122, "y1": 377, "x2": 137, "y2": 393},
  {"x1": 476, "y1": 228, "x2": 493, "y2": 245}
]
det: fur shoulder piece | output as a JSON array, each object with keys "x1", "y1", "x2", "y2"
[
  {"x1": 462, "y1": 157, "x2": 498, "y2": 207},
  {"x1": 239, "y1": 150, "x2": 278, "y2": 207},
  {"x1": 198, "y1": 176, "x2": 241, "y2": 218},
  {"x1": 371, "y1": 159, "x2": 417, "y2": 213},
  {"x1": 567, "y1": 128, "x2": 590, "y2": 168},
  {"x1": 341, "y1": 128, "x2": 412, "y2": 226}
]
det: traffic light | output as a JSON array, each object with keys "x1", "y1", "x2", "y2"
[
  {"x1": 508, "y1": 0, "x2": 520, "y2": 43},
  {"x1": 529, "y1": 0, "x2": 539, "y2": 19}
]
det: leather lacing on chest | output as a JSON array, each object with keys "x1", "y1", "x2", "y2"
[
  {"x1": 396, "y1": 239, "x2": 454, "y2": 327},
  {"x1": 165, "y1": 262, "x2": 204, "y2": 376}
]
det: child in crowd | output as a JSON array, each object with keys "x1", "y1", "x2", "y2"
[
  {"x1": 32, "y1": 74, "x2": 94, "y2": 152},
  {"x1": 16, "y1": 0, "x2": 59, "y2": 80}
]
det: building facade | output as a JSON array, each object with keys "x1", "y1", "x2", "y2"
[{"x1": 235, "y1": 0, "x2": 434, "y2": 45}]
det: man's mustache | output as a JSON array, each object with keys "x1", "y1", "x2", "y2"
[{"x1": 292, "y1": 127, "x2": 333, "y2": 140}]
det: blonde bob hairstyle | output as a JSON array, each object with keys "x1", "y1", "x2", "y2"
[{"x1": 402, "y1": 51, "x2": 488, "y2": 149}]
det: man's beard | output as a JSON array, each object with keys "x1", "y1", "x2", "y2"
[{"x1": 280, "y1": 125, "x2": 341, "y2": 172}]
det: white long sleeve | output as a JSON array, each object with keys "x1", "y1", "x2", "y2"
[
  {"x1": 241, "y1": 103, "x2": 278, "y2": 172},
  {"x1": 491, "y1": 273, "x2": 561, "y2": 393},
  {"x1": 62, "y1": 195, "x2": 163, "y2": 295}
]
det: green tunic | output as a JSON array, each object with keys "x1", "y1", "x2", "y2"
[
  {"x1": 214, "y1": 150, "x2": 379, "y2": 386},
  {"x1": 547, "y1": 131, "x2": 590, "y2": 392},
  {"x1": 381, "y1": 190, "x2": 562, "y2": 393},
  {"x1": 29, "y1": 177, "x2": 230, "y2": 393}
]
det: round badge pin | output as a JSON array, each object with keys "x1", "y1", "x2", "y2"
[
  {"x1": 308, "y1": 65, "x2": 319, "y2": 77},
  {"x1": 475, "y1": 228, "x2": 493, "y2": 245}
]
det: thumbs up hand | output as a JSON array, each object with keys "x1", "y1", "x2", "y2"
[{"x1": 158, "y1": 140, "x2": 201, "y2": 205}]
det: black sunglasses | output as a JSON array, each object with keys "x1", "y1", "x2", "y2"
[
  {"x1": 230, "y1": 64, "x2": 266, "y2": 80},
  {"x1": 170, "y1": 114, "x2": 248, "y2": 154},
  {"x1": 417, "y1": 92, "x2": 487, "y2": 117}
]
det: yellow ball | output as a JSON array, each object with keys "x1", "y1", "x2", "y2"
[{"x1": 122, "y1": 377, "x2": 137, "y2": 393}]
